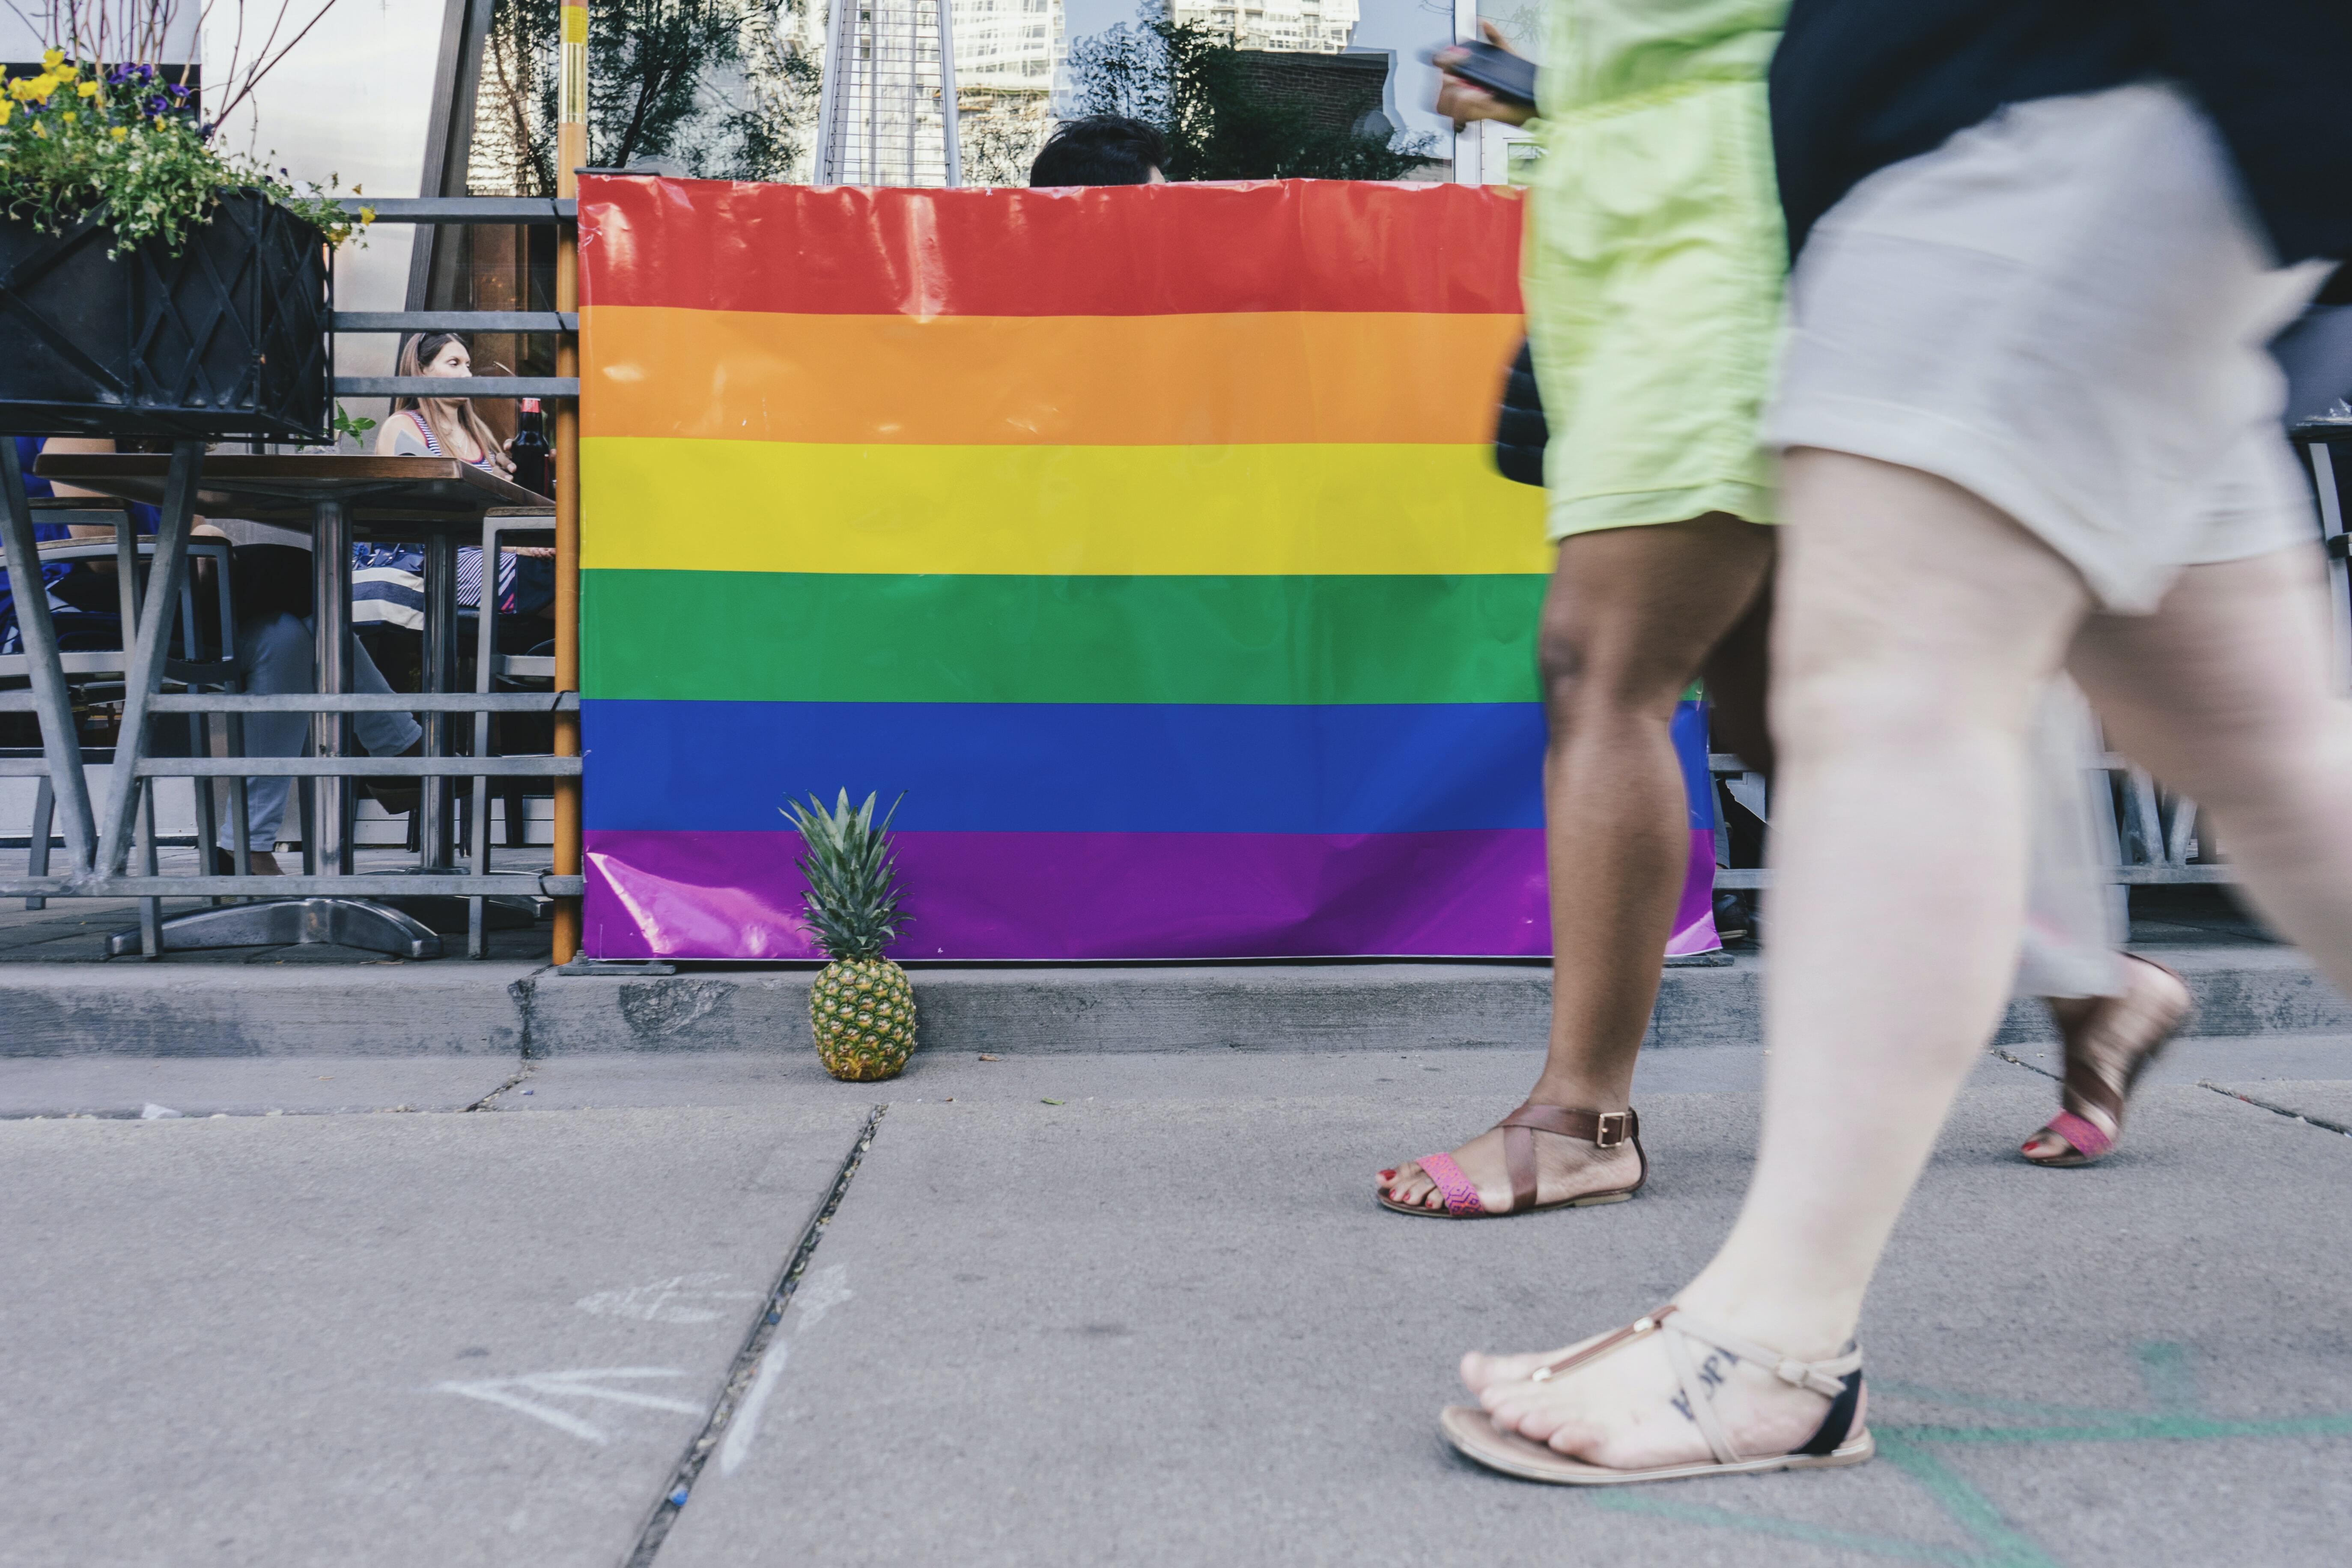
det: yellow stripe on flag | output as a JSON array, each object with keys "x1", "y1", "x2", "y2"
[{"x1": 581, "y1": 437, "x2": 1552, "y2": 576}]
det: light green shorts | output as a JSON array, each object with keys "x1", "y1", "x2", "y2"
[{"x1": 1523, "y1": 77, "x2": 1786, "y2": 540}]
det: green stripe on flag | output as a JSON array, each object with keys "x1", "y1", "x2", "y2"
[{"x1": 583, "y1": 569, "x2": 1547, "y2": 706}]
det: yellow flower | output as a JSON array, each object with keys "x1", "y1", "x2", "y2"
[
  {"x1": 41, "y1": 47, "x2": 63, "y2": 69},
  {"x1": 76, "y1": 80, "x2": 97, "y2": 98},
  {"x1": 33, "y1": 122, "x2": 45, "y2": 138},
  {"x1": 0, "y1": 102, "x2": 12, "y2": 125},
  {"x1": 358, "y1": 205, "x2": 376, "y2": 223},
  {"x1": 56, "y1": 63, "x2": 77, "y2": 81},
  {"x1": 27, "y1": 75, "x2": 57, "y2": 102},
  {"x1": 110, "y1": 125, "x2": 125, "y2": 139},
  {"x1": 60, "y1": 110, "x2": 73, "y2": 123}
]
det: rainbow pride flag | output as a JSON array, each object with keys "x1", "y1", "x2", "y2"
[{"x1": 576, "y1": 177, "x2": 1720, "y2": 960}]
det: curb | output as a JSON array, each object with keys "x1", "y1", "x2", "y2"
[{"x1": 2, "y1": 945, "x2": 2345, "y2": 1057}]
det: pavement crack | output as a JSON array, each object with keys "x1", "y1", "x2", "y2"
[
  {"x1": 621, "y1": 1103, "x2": 888, "y2": 1567},
  {"x1": 463, "y1": 1062, "x2": 534, "y2": 1112},
  {"x1": 2196, "y1": 1079, "x2": 2352, "y2": 1138},
  {"x1": 1991, "y1": 1048, "x2": 2060, "y2": 1082}
]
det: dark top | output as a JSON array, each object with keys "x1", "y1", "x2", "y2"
[
  {"x1": 1492, "y1": 340, "x2": 1549, "y2": 489},
  {"x1": 1771, "y1": 0, "x2": 2352, "y2": 274}
]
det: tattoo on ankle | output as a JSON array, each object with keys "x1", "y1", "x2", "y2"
[{"x1": 1669, "y1": 1349, "x2": 1741, "y2": 1424}]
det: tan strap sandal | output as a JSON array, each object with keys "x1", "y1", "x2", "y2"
[
  {"x1": 1378, "y1": 1103, "x2": 1646, "y2": 1218},
  {"x1": 1440, "y1": 1304, "x2": 1874, "y2": 1485}
]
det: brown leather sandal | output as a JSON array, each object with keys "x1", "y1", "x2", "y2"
[
  {"x1": 2023, "y1": 955, "x2": 2192, "y2": 1167},
  {"x1": 1378, "y1": 1103, "x2": 1646, "y2": 1218}
]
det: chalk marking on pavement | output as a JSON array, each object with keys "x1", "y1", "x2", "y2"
[
  {"x1": 434, "y1": 1368, "x2": 702, "y2": 1445},
  {"x1": 576, "y1": 1273, "x2": 766, "y2": 1325},
  {"x1": 718, "y1": 1264, "x2": 854, "y2": 1477},
  {"x1": 1589, "y1": 1341, "x2": 2352, "y2": 1567},
  {"x1": 623, "y1": 1104, "x2": 888, "y2": 1568},
  {"x1": 718, "y1": 1341, "x2": 789, "y2": 1477}
]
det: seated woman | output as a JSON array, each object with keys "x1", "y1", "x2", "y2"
[
  {"x1": 373, "y1": 332, "x2": 519, "y2": 474},
  {"x1": 215, "y1": 545, "x2": 422, "y2": 875},
  {"x1": 367, "y1": 330, "x2": 553, "y2": 646}
]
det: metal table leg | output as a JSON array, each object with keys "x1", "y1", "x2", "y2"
[
  {"x1": 420, "y1": 532, "x2": 456, "y2": 868},
  {"x1": 112, "y1": 509, "x2": 163, "y2": 944},
  {"x1": 25, "y1": 777, "x2": 53, "y2": 909},
  {"x1": 311, "y1": 497, "x2": 353, "y2": 877},
  {"x1": 0, "y1": 439, "x2": 96, "y2": 882},
  {"x1": 468, "y1": 515, "x2": 499, "y2": 957},
  {"x1": 179, "y1": 566, "x2": 219, "y2": 894}
]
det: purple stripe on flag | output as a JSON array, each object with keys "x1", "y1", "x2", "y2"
[
  {"x1": 584, "y1": 828, "x2": 1718, "y2": 962},
  {"x1": 1666, "y1": 828, "x2": 1723, "y2": 958}
]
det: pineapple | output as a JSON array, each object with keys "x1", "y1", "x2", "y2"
[{"x1": 784, "y1": 790, "x2": 916, "y2": 1082}]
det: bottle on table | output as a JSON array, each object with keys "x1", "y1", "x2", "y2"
[{"x1": 510, "y1": 397, "x2": 553, "y2": 498}]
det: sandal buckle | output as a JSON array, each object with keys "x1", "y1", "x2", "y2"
[{"x1": 1594, "y1": 1111, "x2": 1631, "y2": 1149}]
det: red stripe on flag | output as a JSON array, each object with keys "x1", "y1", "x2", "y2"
[{"x1": 579, "y1": 176, "x2": 1525, "y2": 318}]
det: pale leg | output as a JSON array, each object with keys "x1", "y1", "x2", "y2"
[
  {"x1": 2068, "y1": 546, "x2": 2352, "y2": 1000},
  {"x1": 1471, "y1": 450, "x2": 2092, "y2": 1466}
]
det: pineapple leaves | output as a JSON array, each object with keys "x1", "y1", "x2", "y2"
[{"x1": 782, "y1": 788, "x2": 909, "y2": 961}]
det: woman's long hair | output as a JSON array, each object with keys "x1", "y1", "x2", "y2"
[{"x1": 394, "y1": 333, "x2": 516, "y2": 475}]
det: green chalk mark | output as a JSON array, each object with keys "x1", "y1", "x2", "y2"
[
  {"x1": 1875, "y1": 1434, "x2": 2065, "y2": 1568},
  {"x1": 1554, "y1": 1343, "x2": 2352, "y2": 1568},
  {"x1": 2136, "y1": 1342, "x2": 2199, "y2": 1416}
]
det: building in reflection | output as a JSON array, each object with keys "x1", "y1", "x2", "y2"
[{"x1": 1169, "y1": 0, "x2": 1359, "y2": 53}]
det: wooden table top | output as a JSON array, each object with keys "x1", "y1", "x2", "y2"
[{"x1": 33, "y1": 454, "x2": 553, "y2": 530}]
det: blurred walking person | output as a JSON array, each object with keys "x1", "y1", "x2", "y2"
[
  {"x1": 1442, "y1": 0, "x2": 2352, "y2": 1484},
  {"x1": 1375, "y1": 2, "x2": 1787, "y2": 1220}
]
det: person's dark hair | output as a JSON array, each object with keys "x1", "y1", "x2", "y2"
[{"x1": 1029, "y1": 116, "x2": 1168, "y2": 187}]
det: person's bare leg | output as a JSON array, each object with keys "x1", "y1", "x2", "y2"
[
  {"x1": 2069, "y1": 546, "x2": 2352, "y2": 1002},
  {"x1": 1381, "y1": 515, "x2": 1772, "y2": 1212},
  {"x1": 1464, "y1": 452, "x2": 2090, "y2": 1464}
]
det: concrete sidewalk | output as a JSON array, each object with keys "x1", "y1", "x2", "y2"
[{"x1": 5, "y1": 1043, "x2": 2349, "y2": 1567}]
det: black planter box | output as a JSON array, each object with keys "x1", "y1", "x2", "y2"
[{"x1": 0, "y1": 190, "x2": 331, "y2": 441}]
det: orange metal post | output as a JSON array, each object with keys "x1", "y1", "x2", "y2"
[{"x1": 551, "y1": 0, "x2": 588, "y2": 965}]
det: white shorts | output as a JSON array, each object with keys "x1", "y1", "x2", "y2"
[{"x1": 1766, "y1": 81, "x2": 2333, "y2": 613}]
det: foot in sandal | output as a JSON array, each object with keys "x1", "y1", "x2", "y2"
[
  {"x1": 2021, "y1": 954, "x2": 2192, "y2": 1166},
  {"x1": 1443, "y1": 1305, "x2": 1870, "y2": 1483},
  {"x1": 1377, "y1": 1102, "x2": 1645, "y2": 1217}
]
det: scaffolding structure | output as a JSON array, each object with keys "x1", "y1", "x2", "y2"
[{"x1": 816, "y1": 0, "x2": 963, "y2": 186}]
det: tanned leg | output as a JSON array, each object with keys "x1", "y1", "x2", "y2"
[{"x1": 1381, "y1": 514, "x2": 1774, "y2": 1212}]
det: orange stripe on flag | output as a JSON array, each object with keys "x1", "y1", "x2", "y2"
[{"x1": 581, "y1": 307, "x2": 1526, "y2": 446}]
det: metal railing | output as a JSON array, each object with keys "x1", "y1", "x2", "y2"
[{"x1": 0, "y1": 194, "x2": 587, "y2": 959}]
